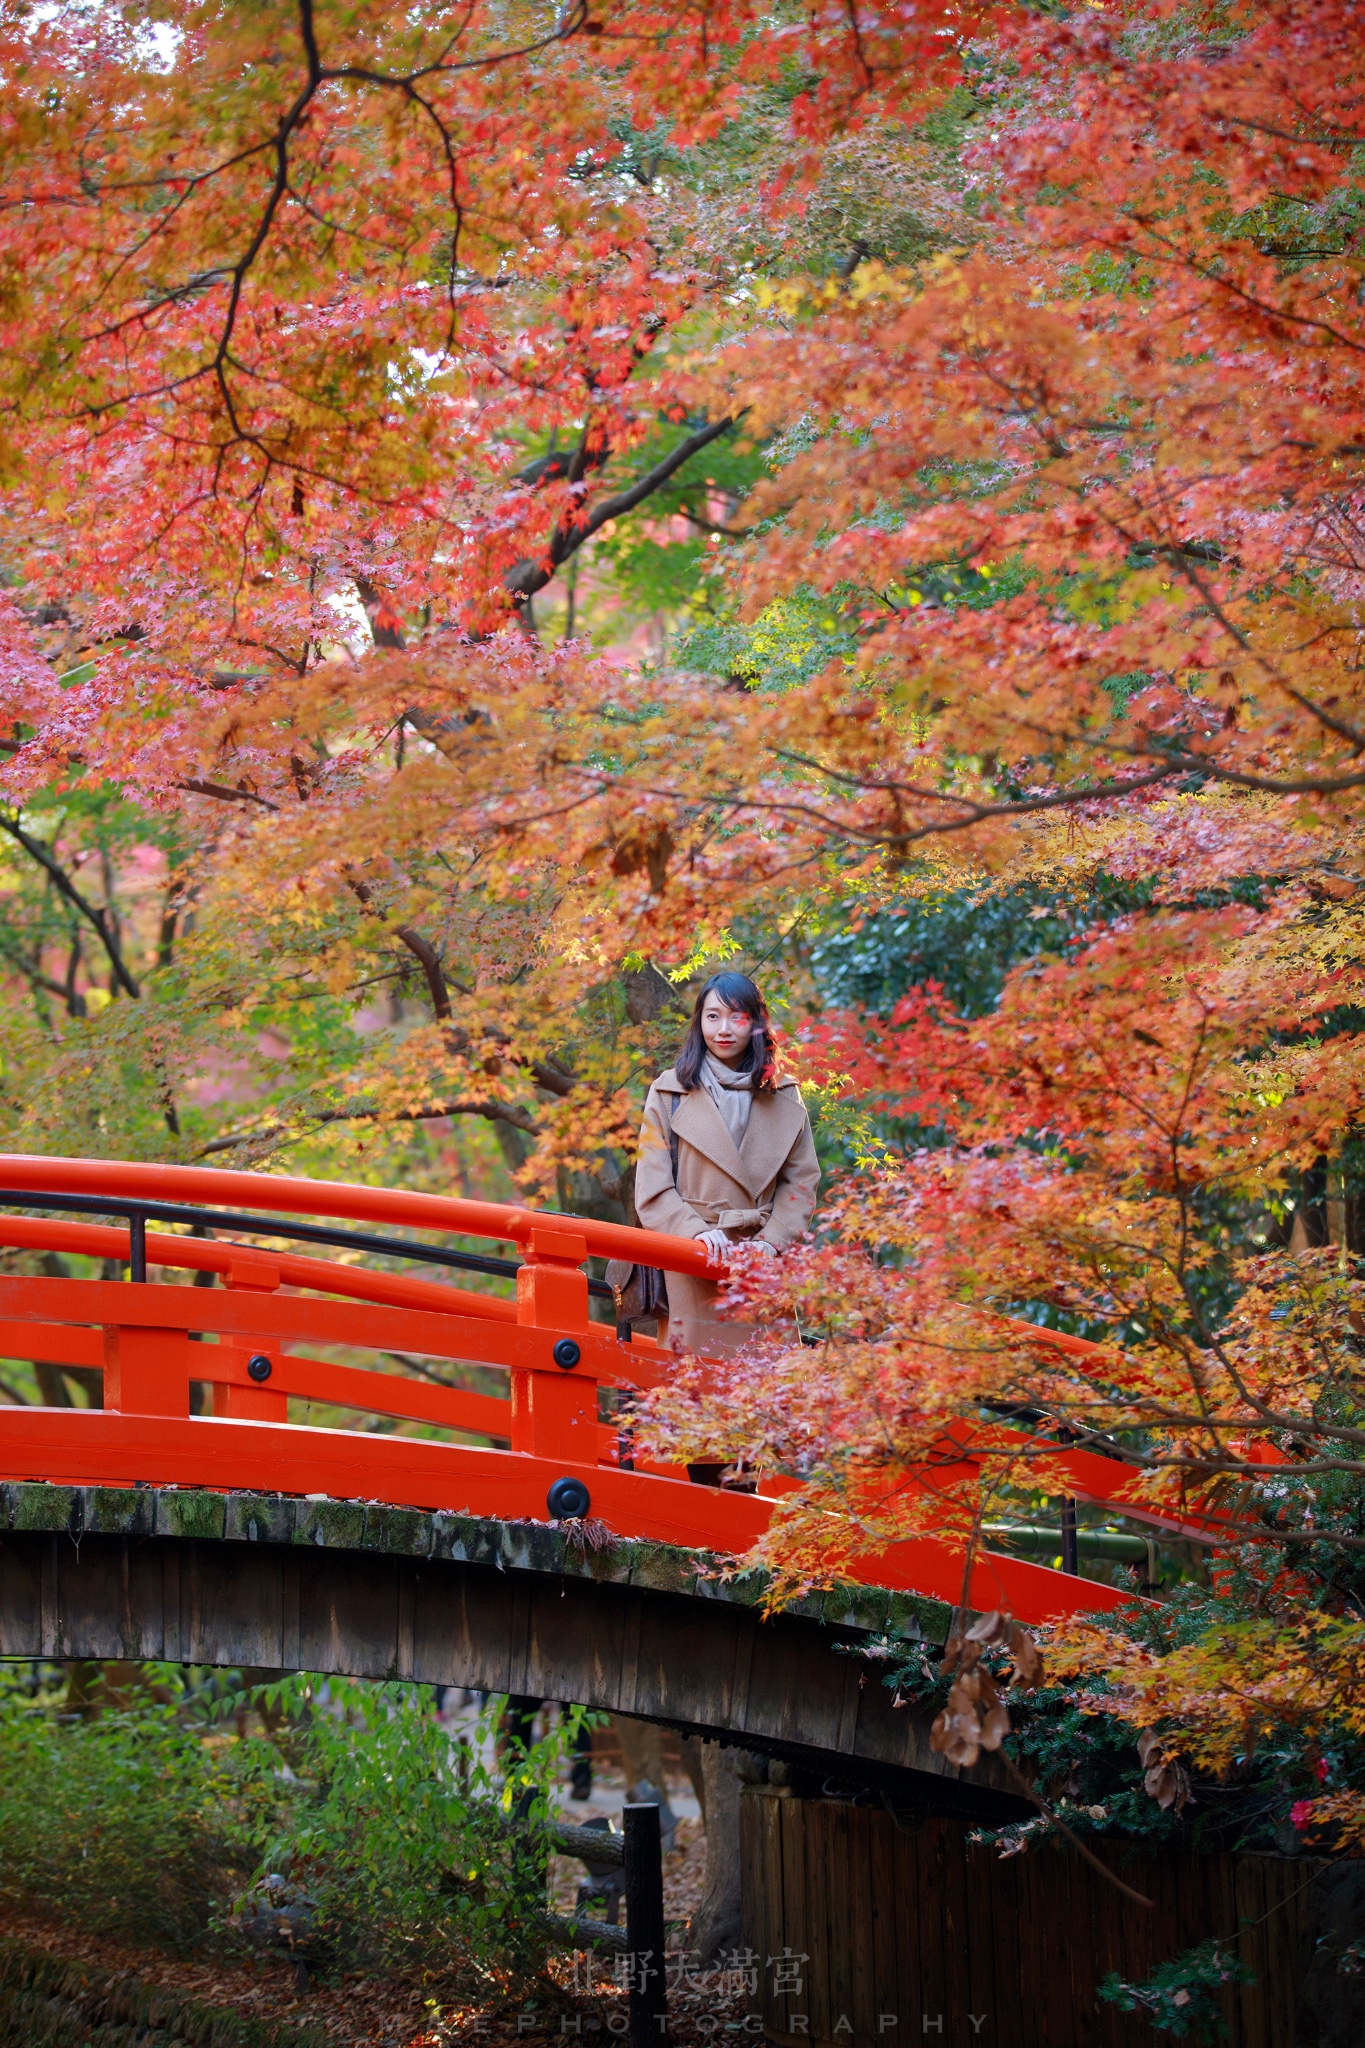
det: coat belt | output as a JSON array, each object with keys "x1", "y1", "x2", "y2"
[{"x1": 687, "y1": 1201, "x2": 767, "y2": 1235}]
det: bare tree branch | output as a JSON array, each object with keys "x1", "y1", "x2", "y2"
[
  {"x1": 504, "y1": 413, "x2": 746, "y2": 610},
  {"x1": 0, "y1": 815, "x2": 141, "y2": 997},
  {"x1": 197, "y1": 1096, "x2": 541, "y2": 1157},
  {"x1": 395, "y1": 925, "x2": 452, "y2": 1019},
  {"x1": 178, "y1": 777, "x2": 280, "y2": 811}
]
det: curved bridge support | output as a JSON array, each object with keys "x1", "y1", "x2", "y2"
[{"x1": 0, "y1": 1481, "x2": 1025, "y2": 1821}]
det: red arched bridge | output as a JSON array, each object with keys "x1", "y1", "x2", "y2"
[{"x1": 0, "y1": 1154, "x2": 1209, "y2": 1626}]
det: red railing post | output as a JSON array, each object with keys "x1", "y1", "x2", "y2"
[
  {"x1": 514, "y1": 1226, "x2": 591, "y2": 1328},
  {"x1": 102, "y1": 1319, "x2": 190, "y2": 1415},
  {"x1": 209, "y1": 1256, "x2": 288, "y2": 1422},
  {"x1": 510, "y1": 1226, "x2": 598, "y2": 1464},
  {"x1": 210, "y1": 1345, "x2": 289, "y2": 1422}
]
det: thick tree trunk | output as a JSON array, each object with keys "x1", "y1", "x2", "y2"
[
  {"x1": 691, "y1": 1744, "x2": 744, "y2": 1963},
  {"x1": 678, "y1": 1733, "x2": 707, "y2": 1822},
  {"x1": 610, "y1": 1714, "x2": 667, "y2": 1797}
]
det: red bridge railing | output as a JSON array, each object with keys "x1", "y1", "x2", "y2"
[{"x1": 0, "y1": 1155, "x2": 1175, "y2": 1622}]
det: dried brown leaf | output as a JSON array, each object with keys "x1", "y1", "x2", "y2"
[
  {"x1": 965, "y1": 1608, "x2": 1007, "y2": 1646},
  {"x1": 1143, "y1": 1760, "x2": 1191, "y2": 1812},
  {"x1": 943, "y1": 1726, "x2": 981, "y2": 1768},
  {"x1": 979, "y1": 1701, "x2": 1011, "y2": 1751},
  {"x1": 1008, "y1": 1622, "x2": 1045, "y2": 1690}
]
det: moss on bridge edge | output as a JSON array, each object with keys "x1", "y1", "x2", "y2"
[{"x1": 0, "y1": 1480, "x2": 951, "y2": 1645}]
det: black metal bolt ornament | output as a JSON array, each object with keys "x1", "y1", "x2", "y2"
[
  {"x1": 553, "y1": 1337, "x2": 581, "y2": 1370},
  {"x1": 247, "y1": 1354, "x2": 273, "y2": 1382},
  {"x1": 547, "y1": 1476, "x2": 591, "y2": 1520}
]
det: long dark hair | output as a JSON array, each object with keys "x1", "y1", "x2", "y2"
[{"x1": 675, "y1": 972, "x2": 777, "y2": 1096}]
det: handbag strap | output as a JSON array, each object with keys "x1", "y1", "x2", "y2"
[{"x1": 658, "y1": 1087, "x2": 681, "y2": 1184}]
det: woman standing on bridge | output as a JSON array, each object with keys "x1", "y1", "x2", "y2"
[{"x1": 630, "y1": 971, "x2": 819, "y2": 1353}]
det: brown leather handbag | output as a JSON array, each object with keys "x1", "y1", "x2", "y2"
[{"x1": 604, "y1": 1258, "x2": 669, "y2": 1333}]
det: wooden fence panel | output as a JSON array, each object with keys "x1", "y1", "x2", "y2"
[
  {"x1": 776, "y1": 1797, "x2": 809, "y2": 2042},
  {"x1": 930, "y1": 1804, "x2": 966, "y2": 2035},
  {"x1": 810, "y1": 1801, "x2": 840, "y2": 2043},
  {"x1": 980, "y1": 1840, "x2": 1023, "y2": 2046},
  {"x1": 740, "y1": 1790, "x2": 1333, "y2": 2048},
  {"x1": 867, "y1": 1804, "x2": 900, "y2": 2040},
  {"x1": 849, "y1": 1800, "x2": 880, "y2": 2045},
  {"x1": 890, "y1": 1807, "x2": 928, "y2": 2029}
]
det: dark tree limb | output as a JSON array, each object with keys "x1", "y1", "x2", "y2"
[
  {"x1": 0, "y1": 940, "x2": 72, "y2": 1008},
  {"x1": 0, "y1": 815, "x2": 141, "y2": 997},
  {"x1": 64, "y1": 934, "x2": 86, "y2": 1018},
  {"x1": 504, "y1": 413, "x2": 745, "y2": 610},
  {"x1": 346, "y1": 870, "x2": 578, "y2": 1099},
  {"x1": 530, "y1": 1056, "x2": 577, "y2": 1098},
  {"x1": 395, "y1": 924, "x2": 453, "y2": 1019},
  {"x1": 356, "y1": 415, "x2": 741, "y2": 652},
  {"x1": 178, "y1": 777, "x2": 280, "y2": 810},
  {"x1": 196, "y1": 1096, "x2": 541, "y2": 1157},
  {"x1": 0, "y1": 739, "x2": 277, "y2": 817},
  {"x1": 355, "y1": 576, "x2": 408, "y2": 651}
]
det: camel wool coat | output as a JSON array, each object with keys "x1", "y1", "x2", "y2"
[{"x1": 633, "y1": 1066, "x2": 820, "y2": 1352}]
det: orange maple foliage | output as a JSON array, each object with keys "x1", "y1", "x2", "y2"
[{"x1": 3, "y1": 0, "x2": 1365, "y2": 1845}]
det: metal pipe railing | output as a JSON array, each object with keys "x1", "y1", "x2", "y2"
[
  {"x1": 0, "y1": 1188, "x2": 615, "y2": 1297},
  {"x1": 0, "y1": 1155, "x2": 718, "y2": 1278}
]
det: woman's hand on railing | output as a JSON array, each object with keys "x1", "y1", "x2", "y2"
[{"x1": 697, "y1": 1229, "x2": 779, "y2": 1262}]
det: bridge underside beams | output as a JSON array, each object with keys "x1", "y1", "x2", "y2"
[{"x1": 0, "y1": 1486, "x2": 1025, "y2": 1821}]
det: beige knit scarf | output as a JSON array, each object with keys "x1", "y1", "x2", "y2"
[{"x1": 702, "y1": 1053, "x2": 754, "y2": 1145}]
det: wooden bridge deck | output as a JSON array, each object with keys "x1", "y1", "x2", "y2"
[{"x1": 0, "y1": 1479, "x2": 1027, "y2": 1817}]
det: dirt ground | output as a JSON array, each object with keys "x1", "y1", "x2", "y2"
[
  {"x1": 6, "y1": 1907, "x2": 754, "y2": 2047},
  {"x1": 4, "y1": 1752, "x2": 754, "y2": 2047}
]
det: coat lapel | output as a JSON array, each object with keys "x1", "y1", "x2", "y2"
[
  {"x1": 669, "y1": 1086, "x2": 750, "y2": 1188},
  {"x1": 738, "y1": 1081, "x2": 808, "y2": 1197}
]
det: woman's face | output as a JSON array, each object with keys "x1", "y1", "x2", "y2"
[{"x1": 701, "y1": 997, "x2": 754, "y2": 1067}]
